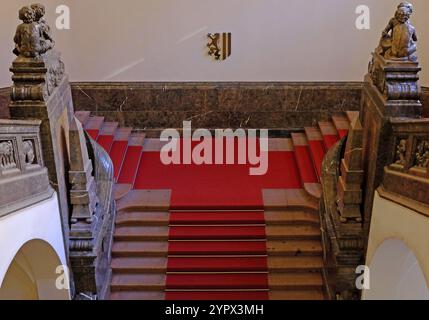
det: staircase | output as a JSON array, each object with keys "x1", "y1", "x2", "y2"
[{"x1": 75, "y1": 110, "x2": 357, "y2": 300}]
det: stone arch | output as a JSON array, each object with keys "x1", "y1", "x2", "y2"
[
  {"x1": 0, "y1": 239, "x2": 70, "y2": 300},
  {"x1": 364, "y1": 238, "x2": 429, "y2": 300}
]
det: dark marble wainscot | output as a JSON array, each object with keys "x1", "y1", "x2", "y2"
[{"x1": 71, "y1": 82, "x2": 363, "y2": 130}]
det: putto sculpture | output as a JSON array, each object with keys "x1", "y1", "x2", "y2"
[
  {"x1": 11, "y1": 4, "x2": 65, "y2": 100},
  {"x1": 13, "y1": 4, "x2": 54, "y2": 57},
  {"x1": 376, "y1": 2, "x2": 417, "y2": 62},
  {"x1": 368, "y1": 2, "x2": 421, "y2": 116}
]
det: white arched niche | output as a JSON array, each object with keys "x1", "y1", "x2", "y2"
[
  {"x1": 363, "y1": 238, "x2": 429, "y2": 300},
  {"x1": 0, "y1": 239, "x2": 70, "y2": 300}
]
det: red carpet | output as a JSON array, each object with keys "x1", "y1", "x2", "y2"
[
  {"x1": 168, "y1": 241, "x2": 267, "y2": 255},
  {"x1": 167, "y1": 257, "x2": 268, "y2": 272},
  {"x1": 337, "y1": 129, "x2": 348, "y2": 139},
  {"x1": 322, "y1": 134, "x2": 340, "y2": 150},
  {"x1": 293, "y1": 146, "x2": 319, "y2": 184},
  {"x1": 109, "y1": 141, "x2": 129, "y2": 179},
  {"x1": 170, "y1": 211, "x2": 265, "y2": 225},
  {"x1": 118, "y1": 146, "x2": 143, "y2": 184},
  {"x1": 307, "y1": 141, "x2": 326, "y2": 180},
  {"x1": 165, "y1": 291, "x2": 269, "y2": 300},
  {"x1": 97, "y1": 135, "x2": 114, "y2": 153},
  {"x1": 169, "y1": 226, "x2": 266, "y2": 240},
  {"x1": 86, "y1": 129, "x2": 100, "y2": 141},
  {"x1": 134, "y1": 149, "x2": 300, "y2": 209},
  {"x1": 166, "y1": 274, "x2": 269, "y2": 290}
]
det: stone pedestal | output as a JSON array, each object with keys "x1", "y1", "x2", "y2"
[{"x1": 369, "y1": 53, "x2": 422, "y2": 117}]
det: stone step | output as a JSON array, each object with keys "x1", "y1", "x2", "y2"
[
  {"x1": 114, "y1": 226, "x2": 169, "y2": 241},
  {"x1": 111, "y1": 257, "x2": 167, "y2": 273},
  {"x1": 110, "y1": 273, "x2": 166, "y2": 291},
  {"x1": 269, "y1": 289, "x2": 324, "y2": 300},
  {"x1": 111, "y1": 239, "x2": 322, "y2": 257},
  {"x1": 331, "y1": 114, "x2": 350, "y2": 138},
  {"x1": 266, "y1": 225, "x2": 321, "y2": 240},
  {"x1": 266, "y1": 240, "x2": 322, "y2": 256},
  {"x1": 267, "y1": 256, "x2": 323, "y2": 272},
  {"x1": 112, "y1": 241, "x2": 168, "y2": 257},
  {"x1": 75, "y1": 111, "x2": 91, "y2": 125},
  {"x1": 116, "y1": 211, "x2": 169, "y2": 226},
  {"x1": 268, "y1": 272, "x2": 323, "y2": 290},
  {"x1": 264, "y1": 210, "x2": 319, "y2": 226},
  {"x1": 110, "y1": 291, "x2": 165, "y2": 300}
]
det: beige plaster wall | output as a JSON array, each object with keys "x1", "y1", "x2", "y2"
[{"x1": 0, "y1": 0, "x2": 428, "y2": 87}]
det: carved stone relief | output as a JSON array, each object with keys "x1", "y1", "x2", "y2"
[
  {"x1": 22, "y1": 139, "x2": 36, "y2": 165},
  {"x1": 0, "y1": 140, "x2": 16, "y2": 170},
  {"x1": 395, "y1": 138, "x2": 407, "y2": 166},
  {"x1": 415, "y1": 140, "x2": 429, "y2": 169}
]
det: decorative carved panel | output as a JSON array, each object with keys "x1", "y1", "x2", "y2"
[
  {"x1": 414, "y1": 139, "x2": 429, "y2": 169},
  {"x1": 0, "y1": 140, "x2": 17, "y2": 171}
]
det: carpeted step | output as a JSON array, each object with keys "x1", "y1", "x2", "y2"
[
  {"x1": 84, "y1": 116, "x2": 105, "y2": 140},
  {"x1": 269, "y1": 290, "x2": 324, "y2": 300},
  {"x1": 97, "y1": 121, "x2": 119, "y2": 152},
  {"x1": 114, "y1": 226, "x2": 169, "y2": 241},
  {"x1": 266, "y1": 240, "x2": 322, "y2": 256},
  {"x1": 318, "y1": 121, "x2": 340, "y2": 150},
  {"x1": 166, "y1": 273, "x2": 268, "y2": 290},
  {"x1": 110, "y1": 273, "x2": 165, "y2": 291},
  {"x1": 116, "y1": 211, "x2": 169, "y2": 226},
  {"x1": 110, "y1": 291, "x2": 165, "y2": 300},
  {"x1": 268, "y1": 273, "x2": 323, "y2": 290},
  {"x1": 167, "y1": 257, "x2": 268, "y2": 272},
  {"x1": 331, "y1": 114, "x2": 350, "y2": 138},
  {"x1": 264, "y1": 210, "x2": 319, "y2": 226},
  {"x1": 169, "y1": 211, "x2": 265, "y2": 225},
  {"x1": 118, "y1": 133, "x2": 146, "y2": 185},
  {"x1": 168, "y1": 241, "x2": 267, "y2": 256},
  {"x1": 112, "y1": 241, "x2": 168, "y2": 257},
  {"x1": 291, "y1": 133, "x2": 319, "y2": 184},
  {"x1": 169, "y1": 226, "x2": 266, "y2": 240},
  {"x1": 165, "y1": 291, "x2": 269, "y2": 300},
  {"x1": 304, "y1": 127, "x2": 326, "y2": 179},
  {"x1": 267, "y1": 256, "x2": 323, "y2": 272},
  {"x1": 110, "y1": 127, "x2": 132, "y2": 179}
]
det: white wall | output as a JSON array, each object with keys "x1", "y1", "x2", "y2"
[
  {"x1": 364, "y1": 192, "x2": 429, "y2": 300},
  {"x1": 0, "y1": 0, "x2": 428, "y2": 87},
  {"x1": 0, "y1": 192, "x2": 70, "y2": 300}
]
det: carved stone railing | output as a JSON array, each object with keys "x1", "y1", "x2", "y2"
[
  {"x1": 378, "y1": 119, "x2": 429, "y2": 215},
  {"x1": 6, "y1": 4, "x2": 116, "y2": 300},
  {"x1": 0, "y1": 119, "x2": 53, "y2": 217},
  {"x1": 320, "y1": 136, "x2": 364, "y2": 300}
]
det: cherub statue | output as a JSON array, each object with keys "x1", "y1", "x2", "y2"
[
  {"x1": 13, "y1": 6, "x2": 41, "y2": 57},
  {"x1": 31, "y1": 3, "x2": 55, "y2": 54},
  {"x1": 376, "y1": 2, "x2": 417, "y2": 61}
]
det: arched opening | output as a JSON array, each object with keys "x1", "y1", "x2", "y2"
[
  {"x1": 364, "y1": 239, "x2": 429, "y2": 300},
  {"x1": 0, "y1": 239, "x2": 70, "y2": 300}
]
